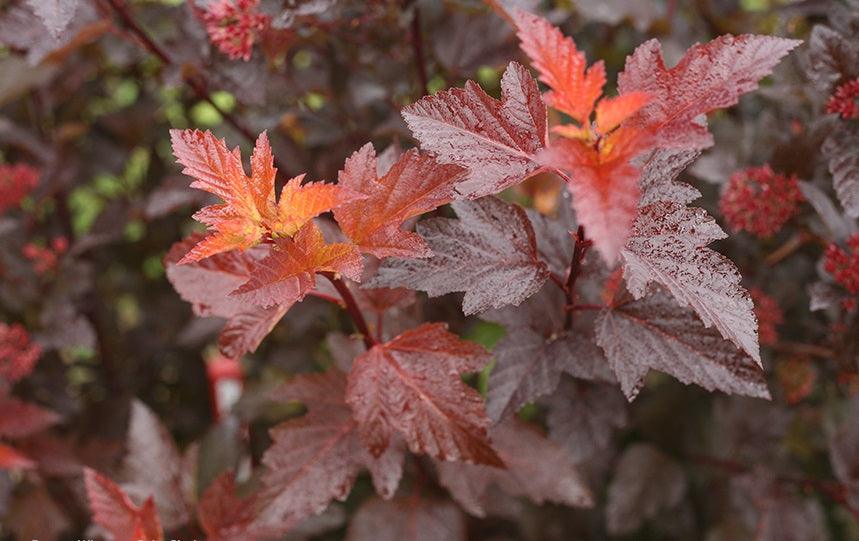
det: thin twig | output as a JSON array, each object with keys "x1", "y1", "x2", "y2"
[
  {"x1": 408, "y1": 5, "x2": 429, "y2": 96},
  {"x1": 689, "y1": 453, "x2": 857, "y2": 517},
  {"x1": 549, "y1": 272, "x2": 566, "y2": 291},
  {"x1": 564, "y1": 225, "x2": 592, "y2": 330},
  {"x1": 770, "y1": 341, "x2": 836, "y2": 360},
  {"x1": 322, "y1": 273, "x2": 376, "y2": 350}
]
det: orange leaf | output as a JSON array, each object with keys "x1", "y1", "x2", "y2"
[
  {"x1": 170, "y1": 130, "x2": 345, "y2": 262},
  {"x1": 231, "y1": 222, "x2": 362, "y2": 307},
  {"x1": 0, "y1": 442, "x2": 35, "y2": 470},
  {"x1": 513, "y1": 9, "x2": 605, "y2": 125},
  {"x1": 595, "y1": 92, "x2": 651, "y2": 135},
  {"x1": 84, "y1": 468, "x2": 164, "y2": 541},
  {"x1": 334, "y1": 144, "x2": 462, "y2": 258}
]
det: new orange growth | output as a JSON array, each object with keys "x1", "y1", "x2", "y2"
[
  {"x1": 513, "y1": 9, "x2": 652, "y2": 263},
  {"x1": 514, "y1": 9, "x2": 651, "y2": 159},
  {"x1": 170, "y1": 129, "x2": 346, "y2": 264}
]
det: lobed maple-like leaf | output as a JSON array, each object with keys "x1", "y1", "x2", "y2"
[
  {"x1": 525, "y1": 207, "x2": 574, "y2": 275},
  {"x1": 402, "y1": 61, "x2": 547, "y2": 198},
  {"x1": 806, "y1": 24, "x2": 859, "y2": 94},
  {"x1": 621, "y1": 201, "x2": 761, "y2": 363},
  {"x1": 606, "y1": 443, "x2": 687, "y2": 534},
  {"x1": 346, "y1": 323, "x2": 501, "y2": 466},
  {"x1": 483, "y1": 286, "x2": 615, "y2": 422},
  {"x1": 120, "y1": 400, "x2": 192, "y2": 530},
  {"x1": 512, "y1": 9, "x2": 605, "y2": 124},
  {"x1": 346, "y1": 496, "x2": 467, "y2": 541},
  {"x1": 595, "y1": 290, "x2": 769, "y2": 400},
  {"x1": 823, "y1": 124, "x2": 859, "y2": 218},
  {"x1": 198, "y1": 472, "x2": 267, "y2": 541},
  {"x1": 25, "y1": 0, "x2": 80, "y2": 37},
  {"x1": 170, "y1": 130, "x2": 344, "y2": 262},
  {"x1": 83, "y1": 468, "x2": 163, "y2": 541},
  {"x1": 368, "y1": 197, "x2": 549, "y2": 315},
  {"x1": 230, "y1": 221, "x2": 362, "y2": 308},
  {"x1": 253, "y1": 369, "x2": 403, "y2": 529},
  {"x1": 436, "y1": 419, "x2": 593, "y2": 517},
  {"x1": 164, "y1": 234, "x2": 289, "y2": 358},
  {"x1": 0, "y1": 395, "x2": 59, "y2": 439},
  {"x1": 333, "y1": 144, "x2": 463, "y2": 258},
  {"x1": 617, "y1": 34, "x2": 802, "y2": 149},
  {"x1": 636, "y1": 149, "x2": 702, "y2": 207},
  {"x1": 544, "y1": 378, "x2": 628, "y2": 463}
]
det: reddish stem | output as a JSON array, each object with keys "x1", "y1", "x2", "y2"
[
  {"x1": 564, "y1": 225, "x2": 592, "y2": 330},
  {"x1": 549, "y1": 272, "x2": 566, "y2": 291},
  {"x1": 407, "y1": 4, "x2": 429, "y2": 96},
  {"x1": 306, "y1": 290, "x2": 344, "y2": 306},
  {"x1": 322, "y1": 273, "x2": 376, "y2": 350},
  {"x1": 572, "y1": 304, "x2": 603, "y2": 311}
]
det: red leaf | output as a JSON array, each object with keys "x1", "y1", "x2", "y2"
[
  {"x1": 369, "y1": 197, "x2": 549, "y2": 315},
  {"x1": 230, "y1": 221, "x2": 362, "y2": 308},
  {"x1": 333, "y1": 144, "x2": 462, "y2": 258},
  {"x1": 164, "y1": 234, "x2": 289, "y2": 358},
  {"x1": 617, "y1": 34, "x2": 801, "y2": 149},
  {"x1": 253, "y1": 369, "x2": 403, "y2": 529},
  {"x1": 402, "y1": 61, "x2": 547, "y2": 198},
  {"x1": 170, "y1": 130, "x2": 344, "y2": 262},
  {"x1": 346, "y1": 323, "x2": 501, "y2": 466},
  {"x1": 539, "y1": 137, "x2": 644, "y2": 264},
  {"x1": 84, "y1": 467, "x2": 164, "y2": 541},
  {"x1": 436, "y1": 419, "x2": 593, "y2": 517},
  {"x1": 346, "y1": 496, "x2": 467, "y2": 541},
  {"x1": 198, "y1": 472, "x2": 264, "y2": 541},
  {"x1": 512, "y1": 9, "x2": 605, "y2": 124},
  {"x1": 0, "y1": 442, "x2": 35, "y2": 470},
  {"x1": 0, "y1": 395, "x2": 59, "y2": 439}
]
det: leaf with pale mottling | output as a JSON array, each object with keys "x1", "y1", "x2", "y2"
[
  {"x1": 402, "y1": 61, "x2": 547, "y2": 198},
  {"x1": 595, "y1": 290, "x2": 769, "y2": 400},
  {"x1": 621, "y1": 201, "x2": 760, "y2": 363},
  {"x1": 369, "y1": 197, "x2": 549, "y2": 315},
  {"x1": 618, "y1": 35, "x2": 801, "y2": 149}
]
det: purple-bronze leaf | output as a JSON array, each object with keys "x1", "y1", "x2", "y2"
[
  {"x1": 368, "y1": 197, "x2": 549, "y2": 315},
  {"x1": 595, "y1": 290, "x2": 769, "y2": 400},
  {"x1": 402, "y1": 61, "x2": 548, "y2": 199}
]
